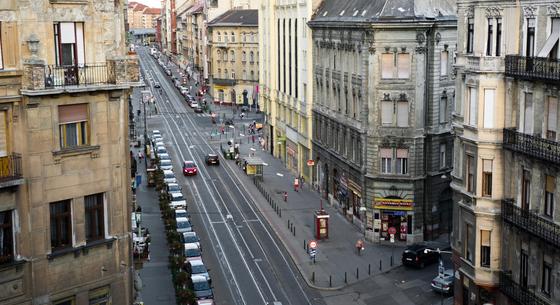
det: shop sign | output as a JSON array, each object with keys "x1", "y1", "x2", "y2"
[
  {"x1": 373, "y1": 198, "x2": 414, "y2": 211},
  {"x1": 307, "y1": 159, "x2": 315, "y2": 166}
]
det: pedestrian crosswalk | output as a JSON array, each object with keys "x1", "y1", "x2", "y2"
[{"x1": 195, "y1": 113, "x2": 211, "y2": 117}]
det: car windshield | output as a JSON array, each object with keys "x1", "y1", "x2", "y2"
[
  {"x1": 177, "y1": 221, "x2": 191, "y2": 229},
  {"x1": 168, "y1": 185, "x2": 180, "y2": 192},
  {"x1": 161, "y1": 160, "x2": 171, "y2": 165},
  {"x1": 176, "y1": 211, "x2": 188, "y2": 218},
  {"x1": 191, "y1": 264, "x2": 207, "y2": 274},
  {"x1": 184, "y1": 235, "x2": 197, "y2": 243},
  {"x1": 185, "y1": 162, "x2": 195, "y2": 168},
  {"x1": 164, "y1": 173, "x2": 174, "y2": 179},
  {"x1": 185, "y1": 248, "x2": 200, "y2": 257},
  {"x1": 172, "y1": 194, "x2": 184, "y2": 201},
  {"x1": 193, "y1": 280, "x2": 210, "y2": 291}
]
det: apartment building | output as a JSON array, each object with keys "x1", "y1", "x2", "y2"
[
  {"x1": 308, "y1": 0, "x2": 456, "y2": 243},
  {"x1": 0, "y1": 0, "x2": 138, "y2": 304},
  {"x1": 259, "y1": 0, "x2": 319, "y2": 180},
  {"x1": 451, "y1": 1, "x2": 560, "y2": 304},
  {"x1": 208, "y1": 10, "x2": 259, "y2": 107}
]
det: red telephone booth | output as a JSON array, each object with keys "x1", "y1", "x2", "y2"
[{"x1": 314, "y1": 209, "x2": 330, "y2": 240}]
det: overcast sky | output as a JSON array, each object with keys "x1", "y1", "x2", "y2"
[{"x1": 133, "y1": 0, "x2": 161, "y2": 8}]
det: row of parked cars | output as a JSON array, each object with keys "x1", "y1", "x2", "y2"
[{"x1": 152, "y1": 129, "x2": 214, "y2": 304}]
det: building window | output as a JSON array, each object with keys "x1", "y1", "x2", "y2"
[
  {"x1": 520, "y1": 250, "x2": 529, "y2": 288},
  {"x1": 397, "y1": 100, "x2": 408, "y2": 127},
  {"x1": 482, "y1": 159, "x2": 492, "y2": 197},
  {"x1": 396, "y1": 149, "x2": 408, "y2": 175},
  {"x1": 381, "y1": 99, "x2": 393, "y2": 125},
  {"x1": 243, "y1": 70, "x2": 247, "y2": 80},
  {"x1": 85, "y1": 193, "x2": 105, "y2": 242},
  {"x1": 467, "y1": 87, "x2": 477, "y2": 126},
  {"x1": 58, "y1": 104, "x2": 89, "y2": 149},
  {"x1": 232, "y1": 71, "x2": 235, "y2": 79},
  {"x1": 0, "y1": 23, "x2": 3, "y2": 70},
  {"x1": 53, "y1": 297, "x2": 76, "y2": 305},
  {"x1": 0, "y1": 110, "x2": 7, "y2": 156},
  {"x1": 50, "y1": 200, "x2": 72, "y2": 251},
  {"x1": 217, "y1": 68, "x2": 221, "y2": 78},
  {"x1": 483, "y1": 89, "x2": 495, "y2": 128},
  {"x1": 547, "y1": 96, "x2": 558, "y2": 140},
  {"x1": 480, "y1": 230, "x2": 491, "y2": 267},
  {"x1": 524, "y1": 92, "x2": 534, "y2": 134},
  {"x1": 89, "y1": 286, "x2": 110, "y2": 305},
  {"x1": 250, "y1": 51, "x2": 254, "y2": 62},
  {"x1": 465, "y1": 223, "x2": 473, "y2": 263},
  {"x1": 250, "y1": 70, "x2": 254, "y2": 80},
  {"x1": 381, "y1": 53, "x2": 410, "y2": 79},
  {"x1": 439, "y1": 143, "x2": 446, "y2": 169},
  {"x1": 496, "y1": 18, "x2": 502, "y2": 56},
  {"x1": 230, "y1": 32, "x2": 235, "y2": 43},
  {"x1": 230, "y1": 50, "x2": 235, "y2": 62},
  {"x1": 486, "y1": 19, "x2": 493, "y2": 56},
  {"x1": 467, "y1": 18, "x2": 474, "y2": 54},
  {"x1": 54, "y1": 22, "x2": 85, "y2": 66},
  {"x1": 0, "y1": 210, "x2": 13, "y2": 264},
  {"x1": 224, "y1": 69, "x2": 228, "y2": 79},
  {"x1": 440, "y1": 50, "x2": 448, "y2": 76},
  {"x1": 216, "y1": 50, "x2": 221, "y2": 61},
  {"x1": 242, "y1": 51, "x2": 246, "y2": 61},
  {"x1": 539, "y1": 17, "x2": 560, "y2": 59},
  {"x1": 522, "y1": 170, "x2": 531, "y2": 210},
  {"x1": 223, "y1": 51, "x2": 228, "y2": 61},
  {"x1": 439, "y1": 95, "x2": 448, "y2": 123},
  {"x1": 526, "y1": 18, "x2": 536, "y2": 57},
  {"x1": 466, "y1": 155, "x2": 475, "y2": 193},
  {"x1": 542, "y1": 261, "x2": 552, "y2": 296},
  {"x1": 380, "y1": 148, "x2": 392, "y2": 174},
  {"x1": 397, "y1": 53, "x2": 410, "y2": 79},
  {"x1": 545, "y1": 175, "x2": 555, "y2": 217}
]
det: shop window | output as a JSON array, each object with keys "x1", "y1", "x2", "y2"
[
  {"x1": 0, "y1": 210, "x2": 13, "y2": 264},
  {"x1": 480, "y1": 230, "x2": 491, "y2": 267},
  {"x1": 547, "y1": 96, "x2": 558, "y2": 140},
  {"x1": 520, "y1": 250, "x2": 529, "y2": 287},
  {"x1": 545, "y1": 175, "x2": 555, "y2": 217},
  {"x1": 466, "y1": 155, "x2": 475, "y2": 193},
  {"x1": 396, "y1": 149, "x2": 408, "y2": 175},
  {"x1": 380, "y1": 148, "x2": 392, "y2": 174},
  {"x1": 58, "y1": 104, "x2": 89, "y2": 149},
  {"x1": 85, "y1": 193, "x2": 105, "y2": 242},
  {"x1": 542, "y1": 260, "x2": 552, "y2": 296},
  {"x1": 467, "y1": 18, "x2": 474, "y2": 54},
  {"x1": 482, "y1": 159, "x2": 492, "y2": 197},
  {"x1": 50, "y1": 200, "x2": 72, "y2": 251}
]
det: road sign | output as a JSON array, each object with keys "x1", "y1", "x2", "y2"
[
  {"x1": 388, "y1": 226, "x2": 397, "y2": 235},
  {"x1": 309, "y1": 240, "x2": 317, "y2": 249},
  {"x1": 438, "y1": 259, "x2": 445, "y2": 276},
  {"x1": 390, "y1": 234, "x2": 395, "y2": 243},
  {"x1": 309, "y1": 248, "x2": 317, "y2": 257},
  {"x1": 307, "y1": 159, "x2": 315, "y2": 166}
]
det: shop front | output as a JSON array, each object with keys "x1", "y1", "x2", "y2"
[
  {"x1": 348, "y1": 179, "x2": 362, "y2": 220},
  {"x1": 286, "y1": 139, "x2": 298, "y2": 172},
  {"x1": 373, "y1": 198, "x2": 414, "y2": 242}
]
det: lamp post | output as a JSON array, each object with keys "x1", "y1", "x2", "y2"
[{"x1": 424, "y1": 248, "x2": 453, "y2": 305}]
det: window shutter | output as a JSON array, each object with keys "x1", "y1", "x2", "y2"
[
  {"x1": 548, "y1": 97, "x2": 558, "y2": 132},
  {"x1": 0, "y1": 111, "x2": 7, "y2": 156},
  {"x1": 1, "y1": 22, "x2": 19, "y2": 69},
  {"x1": 381, "y1": 101, "x2": 393, "y2": 125},
  {"x1": 380, "y1": 148, "x2": 392, "y2": 158},
  {"x1": 480, "y1": 230, "x2": 491, "y2": 247},
  {"x1": 60, "y1": 22, "x2": 76, "y2": 44},
  {"x1": 397, "y1": 53, "x2": 410, "y2": 79},
  {"x1": 397, "y1": 101, "x2": 408, "y2": 127},
  {"x1": 483, "y1": 89, "x2": 495, "y2": 128},
  {"x1": 59, "y1": 104, "x2": 88, "y2": 124},
  {"x1": 75, "y1": 23, "x2": 85, "y2": 66},
  {"x1": 546, "y1": 176, "x2": 556, "y2": 193},
  {"x1": 381, "y1": 53, "x2": 393, "y2": 79}
]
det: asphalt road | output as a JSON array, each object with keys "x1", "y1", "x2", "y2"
[{"x1": 137, "y1": 47, "x2": 324, "y2": 305}]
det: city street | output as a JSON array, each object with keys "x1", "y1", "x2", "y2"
[{"x1": 134, "y1": 46, "x2": 452, "y2": 305}]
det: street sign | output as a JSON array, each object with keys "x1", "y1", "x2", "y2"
[
  {"x1": 390, "y1": 234, "x2": 395, "y2": 243},
  {"x1": 309, "y1": 240, "x2": 317, "y2": 249},
  {"x1": 309, "y1": 248, "x2": 317, "y2": 258},
  {"x1": 438, "y1": 259, "x2": 445, "y2": 277},
  {"x1": 307, "y1": 159, "x2": 315, "y2": 166},
  {"x1": 388, "y1": 226, "x2": 397, "y2": 235}
]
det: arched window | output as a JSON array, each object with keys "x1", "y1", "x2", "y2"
[
  {"x1": 224, "y1": 69, "x2": 228, "y2": 78},
  {"x1": 216, "y1": 50, "x2": 221, "y2": 61},
  {"x1": 243, "y1": 70, "x2": 247, "y2": 80},
  {"x1": 249, "y1": 51, "x2": 254, "y2": 62},
  {"x1": 242, "y1": 32, "x2": 246, "y2": 42},
  {"x1": 217, "y1": 68, "x2": 221, "y2": 77},
  {"x1": 250, "y1": 70, "x2": 254, "y2": 80},
  {"x1": 217, "y1": 31, "x2": 221, "y2": 42},
  {"x1": 224, "y1": 51, "x2": 228, "y2": 61},
  {"x1": 230, "y1": 50, "x2": 235, "y2": 61},
  {"x1": 242, "y1": 51, "x2": 247, "y2": 61},
  {"x1": 231, "y1": 32, "x2": 235, "y2": 42}
]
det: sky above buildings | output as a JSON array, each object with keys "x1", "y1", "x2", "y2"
[{"x1": 135, "y1": 0, "x2": 161, "y2": 8}]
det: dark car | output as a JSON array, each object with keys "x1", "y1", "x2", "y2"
[
  {"x1": 205, "y1": 154, "x2": 219, "y2": 165},
  {"x1": 154, "y1": 81, "x2": 161, "y2": 88},
  {"x1": 194, "y1": 106, "x2": 204, "y2": 113},
  {"x1": 183, "y1": 160, "x2": 198, "y2": 176},
  {"x1": 401, "y1": 244, "x2": 439, "y2": 268},
  {"x1": 224, "y1": 118, "x2": 234, "y2": 126}
]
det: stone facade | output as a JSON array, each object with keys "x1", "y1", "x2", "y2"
[
  {"x1": 309, "y1": 0, "x2": 456, "y2": 244},
  {"x1": 0, "y1": 0, "x2": 136, "y2": 304}
]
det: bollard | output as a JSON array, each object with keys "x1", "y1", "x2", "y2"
[
  {"x1": 356, "y1": 267, "x2": 359, "y2": 279},
  {"x1": 379, "y1": 260, "x2": 382, "y2": 271},
  {"x1": 288, "y1": 220, "x2": 290, "y2": 229},
  {"x1": 344, "y1": 272, "x2": 347, "y2": 283},
  {"x1": 390, "y1": 255, "x2": 394, "y2": 267},
  {"x1": 368, "y1": 264, "x2": 371, "y2": 275},
  {"x1": 329, "y1": 275, "x2": 332, "y2": 287},
  {"x1": 312, "y1": 271, "x2": 315, "y2": 283},
  {"x1": 279, "y1": 208, "x2": 282, "y2": 217},
  {"x1": 304, "y1": 240, "x2": 306, "y2": 250},
  {"x1": 293, "y1": 226, "x2": 295, "y2": 236}
]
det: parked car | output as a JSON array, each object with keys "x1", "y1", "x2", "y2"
[
  {"x1": 154, "y1": 141, "x2": 165, "y2": 148},
  {"x1": 183, "y1": 161, "x2": 198, "y2": 176},
  {"x1": 205, "y1": 154, "x2": 219, "y2": 166},
  {"x1": 190, "y1": 101, "x2": 199, "y2": 108},
  {"x1": 194, "y1": 106, "x2": 204, "y2": 113},
  {"x1": 181, "y1": 231, "x2": 200, "y2": 249},
  {"x1": 156, "y1": 146, "x2": 167, "y2": 156},
  {"x1": 196, "y1": 299, "x2": 215, "y2": 305},
  {"x1": 184, "y1": 259, "x2": 210, "y2": 281},
  {"x1": 162, "y1": 170, "x2": 177, "y2": 184},
  {"x1": 176, "y1": 217, "x2": 193, "y2": 233},
  {"x1": 154, "y1": 81, "x2": 161, "y2": 88},
  {"x1": 431, "y1": 268, "x2": 454, "y2": 294},
  {"x1": 152, "y1": 130, "x2": 161, "y2": 136},
  {"x1": 190, "y1": 275, "x2": 213, "y2": 300},
  {"x1": 184, "y1": 243, "x2": 202, "y2": 262},
  {"x1": 175, "y1": 209, "x2": 191, "y2": 221},
  {"x1": 169, "y1": 192, "x2": 187, "y2": 209},
  {"x1": 166, "y1": 183, "x2": 181, "y2": 195},
  {"x1": 159, "y1": 159, "x2": 173, "y2": 171},
  {"x1": 401, "y1": 244, "x2": 439, "y2": 268},
  {"x1": 165, "y1": 68, "x2": 172, "y2": 76},
  {"x1": 152, "y1": 135, "x2": 163, "y2": 144},
  {"x1": 157, "y1": 152, "x2": 170, "y2": 160}
]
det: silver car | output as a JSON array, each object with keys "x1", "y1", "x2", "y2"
[
  {"x1": 431, "y1": 269, "x2": 454, "y2": 294},
  {"x1": 159, "y1": 159, "x2": 173, "y2": 171},
  {"x1": 163, "y1": 170, "x2": 177, "y2": 184}
]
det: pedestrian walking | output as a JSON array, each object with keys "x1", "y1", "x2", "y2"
[
  {"x1": 300, "y1": 175, "x2": 305, "y2": 190},
  {"x1": 137, "y1": 151, "x2": 143, "y2": 160},
  {"x1": 294, "y1": 177, "x2": 300, "y2": 192},
  {"x1": 283, "y1": 191, "x2": 288, "y2": 202},
  {"x1": 355, "y1": 239, "x2": 364, "y2": 256}
]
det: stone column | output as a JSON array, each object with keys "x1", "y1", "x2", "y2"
[{"x1": 22, "y1": 59, "x2": 46, "y2": 90}]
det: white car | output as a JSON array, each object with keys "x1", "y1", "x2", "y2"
[
  {"x1": 152, "y1": 130, "x2": 161, "y2": 137},
  {"x1": 186, "y1": 259, "x2": 210, "y2": 281},
  {"x1": 184, "y1": 243, "x2": 202, "y2": 262},
  {"x1": 156, "y1": 146, "x2": 167, "y2": 156},
  {"x1": 181, "y1": 231, "x2": 199, "y2": 248},
  {"x1": 154, "y1": 141, "x2": 165, "y2": 148},
  {"x1": 169, "y1": 192, "x2": 187, "y2": 209},
  {"x1": 190, "y1": 101, "x2": 199, "y2": 108},
  {"x1": 159, "y1": 159, "x2": 173, "y2": 171},
  {"x1": 158, "y1": 152, "x2": 170, "y2": 160},
  {"x1": 163, "y1": 170, "x2": 177, "y2": 184},
  {"x1": 176, "y1": 217, "x2": 193, "y2": 233},
  {"x1": 175, "y1": 209, "x2": 191, "y2": 221}
]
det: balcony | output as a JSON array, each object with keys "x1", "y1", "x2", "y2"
[
  {"x1": 502, "y1": 199, "x2": 560, "y2": 249},
  {"x1": 0, "y1": 154, "x2": 24, "y2": 188},
  {"x1": 500, "y1": 272, "x2": 551, "y2": 305},
  {"x1": 465, "y1": 55, "x2": 504, "y2": 73},
  {"x1": 212, "y1": 78, "x2": 236, "y2": 86},
  {"x1": 503, "y1": 128, "x2": 560, "y2": 165},
  {"x1": 505, "y1": 55, "x2": 560, "y2": 84},
  {"x1": 21, "y1": 57, "x2": 140, "y2": 96}
]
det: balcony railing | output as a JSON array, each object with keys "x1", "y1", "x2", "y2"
[
  {"x1": 505, "y1": 55, "x2": 560, "y2": 83},
  {"x1": 502, "y1": 199, "x2": 560, "y2": 249},
  {"x1": 45, "y1": 64, "x2": 116, "y2": 88},
  {"x1": 500, "y1": 272, "x2": 551, "y2": 305},
  {"x1": 503, "y1": 128, "x2": 560, "y2": 165},
  {"x1": 0, "y1": 153, "x2": 23, "y2": 185}
]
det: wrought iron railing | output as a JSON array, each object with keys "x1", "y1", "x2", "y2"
[
  {"x1": 0, "y1": 153, "x2": 23, "y2": 184},
  {"x1": 500, "y1": 272, "x2": 551, "y2": 305},
  {"x1": 503, "y1": 128, "x2": 560, "y2": 165},
  {"x1": 502, "y1": 199, "x2": 560, "y2": 248},
  {"x1": 44, "y1": 63, "x2": 116, "y2": 88},
  {"x1": 505, "y1": 55, "x2": 560, "y2": 83}
]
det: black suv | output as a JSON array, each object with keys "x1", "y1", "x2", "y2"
[
  {"x1": 205, "y1": 154, "x2": 220, "y2": 165},
  {"x1": 401, "y1": 244, "x2": 440, "y2": 268}
]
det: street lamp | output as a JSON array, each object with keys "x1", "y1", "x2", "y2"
[{"x1": 424, "y1": 248, "x2": 453, "y2": 305}]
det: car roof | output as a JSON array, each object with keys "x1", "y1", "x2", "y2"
[
  {"x1": 176, "y1": 208, "x2": 187, "y2": 213},
  {"x1": 184, "y1": 243, "x2": 199, "y2": 250},
  {"x1": 189, "y1": 259, "x2": 204, "y2": 266},
  {"x1": 171, "y1": 192, "x2": 183, "y2": 198},
  {"x1": 207, "y1": 153, "x2": 217, "y2": 157},
  {"x1": 160, "y1": 159, "x2": 172, "y2": 163},
  {"x1": 163, "y1": 170, "x2": 174, "y2": 174},
  {"x1": 176, "y1": 217, "x2": 190, "y2": 222},
  {"x1": 152, "y1": 130, "x2": 161, "y2": 134},
  {"x1": 191, "y1": 275, "x2": 208, "y2": 282},
  {"x1": 184, "y1": 160, "x2": 195, "y2": 165}
]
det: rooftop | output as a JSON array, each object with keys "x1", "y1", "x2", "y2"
[{"x1": 208, "y1": 9, "x2": 258, "y2": 27}]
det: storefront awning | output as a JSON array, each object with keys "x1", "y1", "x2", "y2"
[{"x1": 373, "y1": 198, "x2": 414, "y2": 211}]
